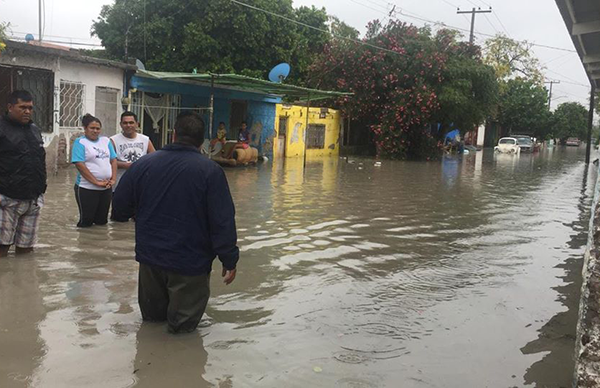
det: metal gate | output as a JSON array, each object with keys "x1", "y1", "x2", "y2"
[
  {"x1": 130, "y1": 91, "x2": 182, "y2": 149},
  {"x1": 0, "y1": 65, "x2": 54, "y2": 132}
]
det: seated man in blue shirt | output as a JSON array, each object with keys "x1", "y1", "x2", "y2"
[{"x1": 113, "y1": 111, "x2": 239, "y2": 334}]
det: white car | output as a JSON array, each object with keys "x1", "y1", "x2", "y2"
[{"x1": 495, "y1": 137, "x2": 521, "y2": 154}]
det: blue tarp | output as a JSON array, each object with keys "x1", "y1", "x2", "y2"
[{"x1": 445, "y1": 129, "x2": 460, "y2": 140}]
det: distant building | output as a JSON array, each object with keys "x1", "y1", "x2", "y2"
[
  {"x1": 127, "y1": 70, "x2": 348, "y2": 160},
  {"x1": 274, "y1": 105, "x2": 342, "y2": 159},
  {"x1": 128, "y1": 70, "x2": 281, "y2": 158}
]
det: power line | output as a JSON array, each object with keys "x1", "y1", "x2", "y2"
[
  {"x1": 483, "y1": 13, "x2": 499, "y2": 34},
  {"x1": 397, "y1": 10, "x2": 577, "y2": 53},
  {"x1": 13, "y1": 30, "x2": 99, "y2": 42},
  {"x1": 349, "y1": 0, "x2": 389, "y2": 15},
  {"x1": 230, "y1": 0, "x2": 408, "y2": 57},
  {"x1": 492, "y1": 12, "x2": 511, "y2": 37},
  {"x1": 9, "y1": 36, "x2": 103, "y2": 47}
]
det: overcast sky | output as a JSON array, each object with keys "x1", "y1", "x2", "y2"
[{"x1": 1, "y1": 0, "x2": 594, "y2": 112}]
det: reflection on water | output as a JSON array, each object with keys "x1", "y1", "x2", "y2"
[{"x1": 0, "y1": 147, "x2": 594, "y2": 387}]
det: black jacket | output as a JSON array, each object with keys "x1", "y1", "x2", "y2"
[
  {"x1": 0, "y1": 115, "x2": 47, "y2": 200},
  {"x1": 113, "y1": 143, "x2": 239, "y2": 275}
]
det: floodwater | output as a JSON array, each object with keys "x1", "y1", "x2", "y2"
[{"x1": 0, "y1": 147, "x2": 595, "y2": 388}]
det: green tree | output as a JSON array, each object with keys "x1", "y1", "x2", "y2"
[
  {"x1": 92, "y1": 0, "x2": 329, "y2": 81},
  {"x1": 0, "y1": 22, "x2": 9, "y2": 53},
  {"x1": 497, "y1": 78, "x2": 550, "y2": 137},
  {"x1": 433, "y1": 30, "x2": 499, "y2": 136},
  {"x1": 484, "y1": 35, "x2": 544, "y2": 85},
  {"x1": 552, "y1": 102, "x2": 588, "y2": 142}
]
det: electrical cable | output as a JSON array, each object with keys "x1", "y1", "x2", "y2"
[{"x1": 230, "y1": 0, "x2": 409, "y2": 57}]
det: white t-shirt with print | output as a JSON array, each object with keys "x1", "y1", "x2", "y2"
[
  {"x1": 110, "y1": 132, "x2": 150, "y2": 187},
  {"x1": 71, "y1": 136, "x2": 116, "y2": 190}
]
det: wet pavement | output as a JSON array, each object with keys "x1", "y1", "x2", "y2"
[{"x1": 0, "y1": 147, "x2": 595, "y2": 387}]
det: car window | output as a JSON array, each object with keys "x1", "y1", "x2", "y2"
[{"x1": 499, "y1": 139, "x2": 515, "y2": 144}]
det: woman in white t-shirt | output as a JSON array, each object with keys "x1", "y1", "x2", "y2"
[{"x1": 71, "y1": 114, "x2": 117, "y2": 227}]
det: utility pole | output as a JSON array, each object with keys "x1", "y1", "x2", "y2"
[
  {"x1": 545, "y1": 80, "x2": 560, "y2": 110},
  {"x1": 38, "y1": 0, "x2": 43, "y2": 41},
  {"x1": 585, "y1": 86, "x2": 595, "y2": 164},
  {"x1": 457, "y1": 7, "x2": 492, "y2": 44}
]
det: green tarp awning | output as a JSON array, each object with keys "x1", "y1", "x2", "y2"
[{"x1": 136, "y1": 70, "x2": 351, "y2": 101}]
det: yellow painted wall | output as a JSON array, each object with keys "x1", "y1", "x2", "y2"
[{"x1": 273, "y1": 104, "x2": 341, "y2": 159}]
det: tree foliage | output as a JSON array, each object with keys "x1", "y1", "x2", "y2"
[
  {"x1": 0, "y1": 22, "x2": 9, "y2": 52},
  {"x1": 309, "y1": 21, "x2": 498, "y2": 159},
  {"x1": 92, "y1": 0, "x2": 345, "y2": 82},
  {"x1": 497, "y1": 78, "x2": 550, "y2": 137},
  {"x1": 432, "y1": 31, "x2": 498, "y2": 136},
  {"x1": 484, "y1": 35, "x2": 544, "y2": 85},
  {"x1": 551, "y1": 102, "x2": 588, "y2": 142}
]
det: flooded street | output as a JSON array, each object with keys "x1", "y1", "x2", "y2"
[{"x1": 0, "y1": 147, "x2": 595, "y2": 388}]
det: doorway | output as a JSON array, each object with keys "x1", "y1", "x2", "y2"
[
  {"x1": 277, "y1": 116, "x2": 288, "y2": 158},
  {"x1": 229, "y1": 100, "x2": 247, "y2": 139}
]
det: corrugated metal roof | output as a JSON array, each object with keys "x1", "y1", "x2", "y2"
[{"x1": 136, "y1": 70, "x2": 352, "y2": 101}]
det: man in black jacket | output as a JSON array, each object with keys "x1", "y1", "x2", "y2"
[
  {"x1": 0, "y1": 90, "x2": 47, "y2": 258},
  {"x1": 113, "y1": 111, "x2": 239, "y2": 334}
]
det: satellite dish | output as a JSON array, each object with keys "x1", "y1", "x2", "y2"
[
  {"x1": 268, "y1": 63, "x2": 291, "y2": 83},
  {"x1": 25, "y1": 34, "x2": 35, "y2": 43},
  {"x1": 135, "y1": 59, "x2": 146, "y2": 71}
]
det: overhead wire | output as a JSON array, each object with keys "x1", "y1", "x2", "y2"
[
  {"x1": 483, "y1": 13, "x2": 500, "y2": 34},
  {"x1": 9, "y1": 36, "x2": 103, "y2": 47},
  {"x1": 230, "y1": 0, "x2": 409, "y2": 57}
]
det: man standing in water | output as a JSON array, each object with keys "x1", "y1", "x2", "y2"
[
  {"x1": 110, "y1": 111, "x2": 155, "y2": 221},
  {"x1": 0, "y1": 90, "x2": 46, "y2": 258},
  {"x1": 113, "y1": 111, "x2": 239, "y2": 333}
]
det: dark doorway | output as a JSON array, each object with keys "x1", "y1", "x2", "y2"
[
  {"x1": 277, "y1": 116, "x2": 288, "y2": 158},
  {"x1": 143, "y1": 110, "x2": 163, "y2": 149},
  {"x1": 229, "y1": 100, "x2": 247, "y2": 139}
]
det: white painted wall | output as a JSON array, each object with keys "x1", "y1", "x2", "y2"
[
  {"x1": 58, "y1": 58, "x2": 124, "y2": 141},
  {"x1": 0, "y1": 48, "x2": 124, "y2": 146}
]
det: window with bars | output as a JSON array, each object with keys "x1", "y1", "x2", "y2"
[
  {"x1": 60, "y1": 81, "x2": 85, "y2": 128},
  {"x1": 0, "y1": 65, "x2": 54, "y2": 132},
  {"x1": 306, "y1": 124, "x2": 326, "y2": 149}
]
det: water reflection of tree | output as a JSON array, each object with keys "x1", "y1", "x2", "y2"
[{"x1": 521, "y1": 164, "x2": 595, "y2": 386}]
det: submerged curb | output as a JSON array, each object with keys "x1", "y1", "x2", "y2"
[{"x1": 575, "y1": 164, "x2": 600, "y2": 386}]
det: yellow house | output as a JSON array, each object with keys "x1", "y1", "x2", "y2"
[{"x1": 273, "y1": 104, "x2": 342, "y2": 159}]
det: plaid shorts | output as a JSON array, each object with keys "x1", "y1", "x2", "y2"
[{"x1": 0, "y1": 193, "x2": 44, "y2": 248}]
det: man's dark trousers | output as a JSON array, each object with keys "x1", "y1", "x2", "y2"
[{"x1": 138, "y1": 263, "x2": 210, "y2": 334}]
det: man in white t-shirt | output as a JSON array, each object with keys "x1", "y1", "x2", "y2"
[{"x1": 110, "y1": 111, "x2": 155, "y2": 221}]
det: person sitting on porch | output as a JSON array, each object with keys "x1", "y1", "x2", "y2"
[
  {"x1": 237, "y1": 121, "x2": 250, "y2": 147},
  {"x1": 210, "y1": 122, "x2": 227, "y2": 148}
]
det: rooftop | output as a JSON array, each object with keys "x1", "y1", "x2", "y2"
[{"x1": 555, "y1": 0, "x2": 600, "y2": 88}]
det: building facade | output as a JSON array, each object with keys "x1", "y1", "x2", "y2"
[
  {"x1": 0, "y1": 40, "x2": 134, "y2": 173},
  {"x1": 273, "y1": 105, "x2": 342, "y2": 159}
]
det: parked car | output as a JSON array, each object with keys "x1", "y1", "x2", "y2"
[
  {"x1": 566, "y1": 137, "x2": 581, "y2": 146},
  {"x1": 513, "y1": 135, "x2": 534, "y2": 153},
  {"x1": 495, "y1": 137, "x2": 521, "y2": 154}
]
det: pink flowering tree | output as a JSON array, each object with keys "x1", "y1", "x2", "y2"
[{"x1": 310, "y1": 21, "x2": 498, "y2": 159}]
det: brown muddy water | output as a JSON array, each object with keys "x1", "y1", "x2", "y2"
[{"x1": 0, "y1": 147, "x2": 595, "y2": 388}]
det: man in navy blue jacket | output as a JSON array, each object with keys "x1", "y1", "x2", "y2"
[{"x1": 113, "y1": 111, "x2": 239, "y2": 334}]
